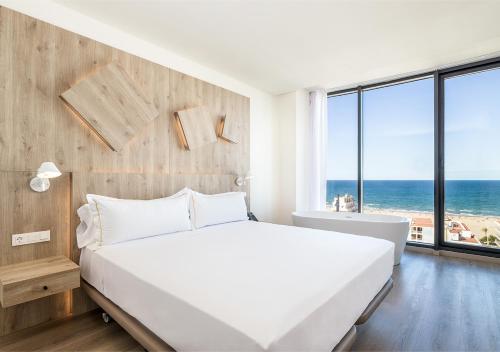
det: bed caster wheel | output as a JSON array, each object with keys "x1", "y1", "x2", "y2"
[{"x1": 102, "y1": 312, "x2": 112, "y2": 324}]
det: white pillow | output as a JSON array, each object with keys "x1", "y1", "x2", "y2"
[
  {"x1": 86, "y1": 187, "x2": 193, "y2": 223},
  {"x1": 76, "y1": 204, "x2": 97, "y2": 249},
  {"x1": 170, "y1": 187, "x2": 192, "y2": 213},
  {"x1": 191, "y1": 191, "x2": 248, "y2": 229},
  {"x1": 89, "y1": 194, "x2": 191, "y2": 246},
  {"x1": 76, "y1": 188, "x2": 191, "y2": 249}
]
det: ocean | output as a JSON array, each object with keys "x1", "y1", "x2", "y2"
[{"x1": 327, "y1": 180, "x2": 500, "y2": 216}]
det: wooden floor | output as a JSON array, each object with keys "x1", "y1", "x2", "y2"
[
  {"x1": 352, "y1": 250, "x2": 500, "y2": 351},
  {"x1": 0, "y1": 312, "x2": 142, "y2": 351},
  {"x1": 0, "y1": 251, "x2": 498, "y2": 351}
]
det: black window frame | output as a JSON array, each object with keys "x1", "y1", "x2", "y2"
[{"x1": 327, "y1": 56, "x2": 500, "y2": 258}]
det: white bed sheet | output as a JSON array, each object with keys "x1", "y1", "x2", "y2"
[{"x1": 80, "y1": 221, "x2": 394, "y2": 352}]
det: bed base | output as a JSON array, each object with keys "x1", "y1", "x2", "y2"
[
  {"x1": 332, "y1": 325, "x2": 356, "y2": 351},
  {"x1": 82, "y1": 278, "x2": 392, "y2": 351},
  {"x1": 355, "y1": 277, "x2": 393, "y2": 325}
]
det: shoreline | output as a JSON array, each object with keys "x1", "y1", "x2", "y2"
[
  {"x1": 362, "y1": 207, "x2": 500, "y2": 221},
  {"x1": 362, "y1": 206, "x2": 500, "y2": 218}
]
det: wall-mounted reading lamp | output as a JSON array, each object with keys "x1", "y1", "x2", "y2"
[
  {"x1": 235, "y1": 174, "x2": 254, "y2": 187},
  {"x1": 30, "y1": 162, "x2": 62, "y2": 192}
]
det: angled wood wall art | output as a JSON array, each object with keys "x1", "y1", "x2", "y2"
[
  {"x1": 60, "y1": 62, "x2": 159, "y2": 152},
  {"x1": 173, "y1": 106, "x2": 217, "y2": 150},
  {"x1": 217, "y1": 113, "x2": 239, "y2": 143}
]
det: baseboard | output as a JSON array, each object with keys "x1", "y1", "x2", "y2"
[
  {"x1": 438, "y1": 249, "x2": 500, "y2": 264},
  {"x1": 405, "y1": 245, "x2": 436, "y2": 255},
  {"x1": 405, "y1": 245, "x2": 500, "y2": 264}
]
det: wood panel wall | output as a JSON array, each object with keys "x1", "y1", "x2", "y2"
[
  {"x1": 0, "y1": 7, "x2": 250, "y2": 335},
  {"x1": 0, "y1": 172, "x2": 70, "y2": 335}
]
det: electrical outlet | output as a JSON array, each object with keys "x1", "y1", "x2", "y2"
[
  {"x1": 12, "y1": 234, "x2": 24, "y2": 246},
  {"x1": 12, "y1": 230, "x2": 51, "y2": 246}
]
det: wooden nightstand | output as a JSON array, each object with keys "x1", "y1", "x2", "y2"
[{"x1": 0, "y1": 256, "x2": 80, "y2": 308}]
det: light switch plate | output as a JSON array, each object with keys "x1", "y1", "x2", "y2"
[{"x1": 12, "y1": 230, "x2": 51, "y2": 246}]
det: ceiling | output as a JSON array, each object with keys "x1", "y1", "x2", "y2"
[{"x1": 55, "y1": 0, "x2": 500, "y2": 94}]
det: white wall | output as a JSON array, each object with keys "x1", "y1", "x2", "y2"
[
  {"x1": 273, "y1": 90, "x2": 309, "y2": 224},
  {"x1": 249, "y1": 94, "x2": 277, "y2": 222},
  {"x1": 273, "y1": 92, "x2": 296, "y2": 224},
  {"x1": 0, "y1": 0, "x2": 278, "y2": 222}
]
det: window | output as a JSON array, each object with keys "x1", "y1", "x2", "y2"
[
  {"x1": 362, "y1": 78, "x2": 434, "y2": 244},
  {"x1": 326, "y1": 57, "x2": 500, "y2": 257},
  {"x1": 443, "y1": 67, "x2": 500, "y2": 251},
  {"x1": 326, "y1": 92, "x2": 358, "y2": 212}
]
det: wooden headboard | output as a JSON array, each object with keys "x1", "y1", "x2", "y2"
[
  {"x1": 0, "y1": 6, "x2": 250, "y2": 334},
  {"x1": 70, "y1": 172, "x2": 248, "y2": 262}
]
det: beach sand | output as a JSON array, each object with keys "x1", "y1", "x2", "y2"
[{"x1": 363, "y1": 208, "x2": 500, "y2": 242}]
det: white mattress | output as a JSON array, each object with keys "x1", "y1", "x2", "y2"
[{"x1": 80, "y1": 221, "x2": 394, "y2": 352}]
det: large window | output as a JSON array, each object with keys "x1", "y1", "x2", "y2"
[
  {"x1": 363, "y1": 78, "x2": 434, "y2": 244},
  {"x1": 326, "y1": 57, "x2": 500, "y2": 256},
  {"x1": 326, "y1": 93, "x2": 358, "y2": 212},
  {"x1": 443, "y1": 67, "x2": 500, "y2": 250}
]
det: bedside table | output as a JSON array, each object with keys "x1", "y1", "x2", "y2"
[{"x1": 0, "y1": 256, "x2": 80, "y2": 308}]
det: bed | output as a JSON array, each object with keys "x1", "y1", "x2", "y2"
[{"x1": 79, "y1": 220, "x2": 394, "y2": 352}]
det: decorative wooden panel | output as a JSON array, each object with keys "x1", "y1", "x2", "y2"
[
  {"x1": 0, "y1": 6, "x2": 250, "y2": 334},
  {"x1": 0, "y1": 172, "x2": 70, "y2": 336},
  {"x1": 217, "y1": 113, "x2": 240, "y2": 143},
  {"x1": 174, "y1": 106, "x2": 217, "y2": 150},
  {"x1": 169, "y1": 71, "x2": 250, "y2": 175},
  {"x1": 0, "y1": 6, "x2": 172, "y2": 173},
  {"x1": 0, "y1": 7, "x2": 249, "y2": 175},
  {"x1": 60, "y1": 63, "x2": 159, "y2": 152}
]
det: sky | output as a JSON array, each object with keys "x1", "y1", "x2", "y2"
[{"x1": 326, "y1": 68, "x2": 500, "y2": 180}]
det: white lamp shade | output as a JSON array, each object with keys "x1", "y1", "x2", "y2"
[
  {"x1": 37, "y1": 162, "x2": 61, "y2": 178},
  {"x1": 235, "y1": 174, "x2": 254, "y2": 186}
]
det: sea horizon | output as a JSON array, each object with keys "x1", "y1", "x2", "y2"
[{"x1": 327, "y1": 179, "x2": 500, "y2": 217}]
